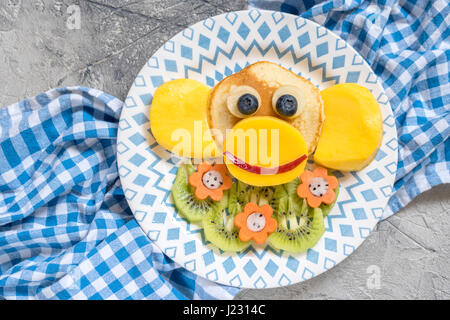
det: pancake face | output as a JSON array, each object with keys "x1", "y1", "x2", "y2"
[{"x1": 207, "y1": 61, "x2": 324, "y2": 155}]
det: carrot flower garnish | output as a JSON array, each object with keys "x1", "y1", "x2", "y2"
[
  {"x1": 188, "y1": 162, "x2": 232, "y2": 201},
  {"x1": 297, "y1": 166, "x2": 338, "y2": 208},
  {"x1": 234, "y1": 203, "x2": 277, "y2": 244}
]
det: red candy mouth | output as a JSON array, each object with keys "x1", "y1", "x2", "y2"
[{"x1": 224, "y1": 152, "x2": 307, "y2": 175}]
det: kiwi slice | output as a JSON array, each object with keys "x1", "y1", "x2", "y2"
[
  {"x1": 284, "y1": 176, "x2": 301, "y2": 196},
  {"x1": 268, "y1": 180, "x2": 325, "y2": 253},
  {"x1": 283, "y1": 174, "x2": 339, "y2": 217},
  {"x1": 203, "y1": 181, "x2": 251, "y2": 252},
  {"x1": 228, "y1": 180, "x2": 248, "y2": 215},
  {"x1": 171, "y1": 163, "x2": 226, "y2": 222},
  {"x1": 270, "y1": 184, "x2": 288, "y2": 213},
  {"x1": 319, "y1": 183, "x2": 339, "y2": 217}
]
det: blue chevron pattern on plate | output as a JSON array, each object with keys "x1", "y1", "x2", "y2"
[{"x1": 117, "y1": 10, "x2": 398, "y2": 289}]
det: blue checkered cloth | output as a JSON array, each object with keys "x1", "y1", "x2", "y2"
[
  {"x1": 250, "y1": 0, "x2": 450, "y2": 218},
  {"x1": 1, "y1": 1, "x2": 449, "y2": 300},
  {"x1": 0, "y1": 87, "x2": 239, "y2": 299}
]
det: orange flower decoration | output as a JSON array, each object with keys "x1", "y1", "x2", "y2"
[
  {"x1": 188, "y1": 162, "x2": 232, "y2": 201},
  {"x1": 234, "y1": 203, "x2": 278, "y2": 244},
  {"x1": 297, "y1": 166, "x2": 338, "y2": 208}
]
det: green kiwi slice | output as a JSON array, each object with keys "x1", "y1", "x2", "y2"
[
  {"x1": 303, "y1": 171, "x2": 339, "y2": 217},
  {"x1": 283, "y1": 172, "x2": 339, "y2": 217},
  {"x1": 284, "y1": 176, "x2": 300, "y2": 196},
  {"x1": 228, "y1": 180, "x2": 248, "y2": 216},
  {"x1": 318, "y1": 182, "x2": 339, "y2": 217},
  {"x1": 268, "y1": 180, "x2": 325, "y2": 253},
  {"x1": 202, "y1": 181, "x2": 251, "y2": 252},
  {"x1": 171, "y1": 163, "x2": 226, "y2": 223}
]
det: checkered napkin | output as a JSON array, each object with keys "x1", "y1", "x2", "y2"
[
  {"x1": 250, "y1": 0, "x2": 450, "y2": 218},
  {"x1": 0, "y1": 87, "x2": 238, "y2": 300}
]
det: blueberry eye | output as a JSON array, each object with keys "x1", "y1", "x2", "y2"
[
  {"x1": 238, "y1": 94, "x2": 259, "y2": 115},
  {"x1": 276, "y1": 94, "x2": 298, "y2": 117},
  {"x1": 226, "y1": 86, "x2": 261, "y2": 118},
  {"x1": 271, "y1": 86, "x2": 303, "y2": 118}
]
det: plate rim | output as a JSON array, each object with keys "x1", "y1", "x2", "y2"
[{"x1": 117, "y1": 9, "x2": 398, "y2": 288}]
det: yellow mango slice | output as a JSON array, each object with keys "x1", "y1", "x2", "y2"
[
  {"x1": 314, "y1": 83, "x2": 383, "y2": 171},
  {"x1": 224, "y1": 116, "x2": 308, "y2": 186},
  {"x1": 150, "y1": 79, "x2": 218, "y2": 158}
]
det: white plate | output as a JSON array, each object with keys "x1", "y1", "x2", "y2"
[{"x1": 117, "y1": 9, "x2": 398, "y2": 288}]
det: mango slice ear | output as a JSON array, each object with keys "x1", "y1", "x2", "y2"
[
  {"x1": 314, "y1": 83, "x2": 383, "y2": 171},
  {"x1": 150, "y1": 79, "x2": 219, "y2": 159}
]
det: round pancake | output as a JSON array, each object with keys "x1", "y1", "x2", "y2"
[{"x1": 207, "y1": 61, "x2": 324, "y2": 155}]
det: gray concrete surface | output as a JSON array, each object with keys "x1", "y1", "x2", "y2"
[{"x1": 0, "y1": 0, "x2": 449, "y2": 300}]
